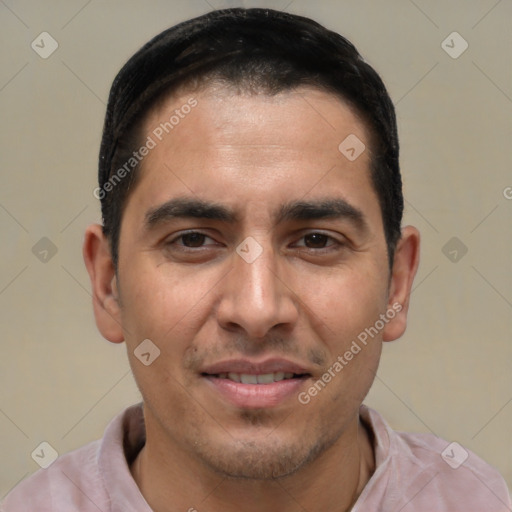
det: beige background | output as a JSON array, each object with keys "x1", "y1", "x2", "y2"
[{"x1": 1, "y1": 0, "x2": 511, "y2": 498}]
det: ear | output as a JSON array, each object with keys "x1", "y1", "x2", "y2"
[
  {"x1": 83, "y1": 224, "x2": 124, "y2": 343},
  {"x1": 382, "y1": 225, "x2": 420, "y2": 342}
]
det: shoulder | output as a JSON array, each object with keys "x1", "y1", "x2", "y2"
[
  {"x1": 398, "y1": 430, "x2": 509, "y2": 501},
  {"x1": 1, "y1": 439, "x2": 107, "y2": 512},
  {"x1": 2, "y1": 404, "x2": 144, "y2": 512},
  {"x1": 361, "y1": 406, "x2": 512, "y2": 511}
]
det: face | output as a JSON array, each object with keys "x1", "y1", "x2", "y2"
[{"x1": 88, "y1": 85, "x2": 417, "y2": 480}]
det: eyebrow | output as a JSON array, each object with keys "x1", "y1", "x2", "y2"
[
  {"x1": 144, "y1": 198, "x2": 237, "y2": 230},
  {"x1": 143, "y1": 197, "x2": 367, "y2": 232},
  {"x1": 276, "y1": 199, "x2": 367, "y2": 230}
]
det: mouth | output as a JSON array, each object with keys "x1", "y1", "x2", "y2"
[
  {"x1": 202, "y1": 371, "x2": 310, "y2": 384},
  {"x1": 199, "y1": 359, "x2": 313, "y2": 409}
]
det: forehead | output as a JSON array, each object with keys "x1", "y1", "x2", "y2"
[
  {"x1": 123, "y1": 85, "x2": 381, "y2": 229},
  {"x1": 144, "y1": 84, "x2": 369, "y2": 163}
]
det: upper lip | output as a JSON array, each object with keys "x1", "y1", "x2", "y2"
[{"x1": 200, "y1": 358, "x2": 311, "y2": 375}]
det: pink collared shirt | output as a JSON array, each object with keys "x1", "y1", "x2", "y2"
[{"x1": 3, "y1": 403, "x2": 511, "y2": 511}]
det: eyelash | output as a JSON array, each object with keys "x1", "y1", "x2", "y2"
[
  {"x1": 168, "y1": 231, "x2": 218, "y2": 249},
  {"x1": 165, "y1": 230, "x2": 344, "y2": 252}
]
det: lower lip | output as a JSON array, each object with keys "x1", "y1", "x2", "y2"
[{"x1": 204, "y1": 376, "x2": 308, "y2": 409}]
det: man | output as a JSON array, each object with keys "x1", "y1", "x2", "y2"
[{"x1": 3, "y1": 7, "x2": 510, "y2": 512}]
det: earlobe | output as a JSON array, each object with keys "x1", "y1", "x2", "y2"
[
  {"x1": 382, "y1": 226, "x2": 420, "y2": 342},
  {"x1": 83, "y1": 224, "x2": 125, "y2": 344}
]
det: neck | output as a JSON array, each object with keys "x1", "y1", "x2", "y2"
[{"x1": 131, "y1": 411, "x2": 375, "y2": 512}]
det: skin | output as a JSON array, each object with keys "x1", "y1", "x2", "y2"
[{"x1": 83, "y1": 85, "x2": 420, "y2": 512}]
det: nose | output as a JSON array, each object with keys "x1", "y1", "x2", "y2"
[{"x1": 216, "y1": 241, "x2": 299, "y2": 339}]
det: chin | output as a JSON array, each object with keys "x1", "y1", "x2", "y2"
[{"x1": 192, "y1": 424, "x2": 340, "y2": 480}]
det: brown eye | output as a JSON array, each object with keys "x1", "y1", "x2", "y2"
[
  {"x1": 180, "y1": 232, "x2": 207, "y2": 247},
  {"x1": 303, "y1": 233, "x2": 330, "y2": 248}
]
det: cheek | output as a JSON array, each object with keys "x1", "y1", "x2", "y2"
[
  {"x1": 118, "y1": 263, "x2": 215, "y2": 348},
  {"x1": 312, "y1": 281, "x2": 385, "y2": 406},
  {"x1": 117, "y1": 265, "x2": 213, "y2": 406},
  {"x1": 298, "y1": 263, "x2": 388, "y2": 344},
  {"x1": 311, "y1": 267, "x2": 387, "y2": 402}
]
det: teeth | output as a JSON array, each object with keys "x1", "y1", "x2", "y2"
[
  {"x1": 219, "y1": 372, "x2": 295, "y2": 384},
  {"x1": 257, "y1": 373, "x2": 275, "y2": 384},
  {"x1": 273, "y1": 371, "x2": 285, "y2": 382},
  {"x1": 240, "y1": 374, "x2": 258, "y2": 384}
]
